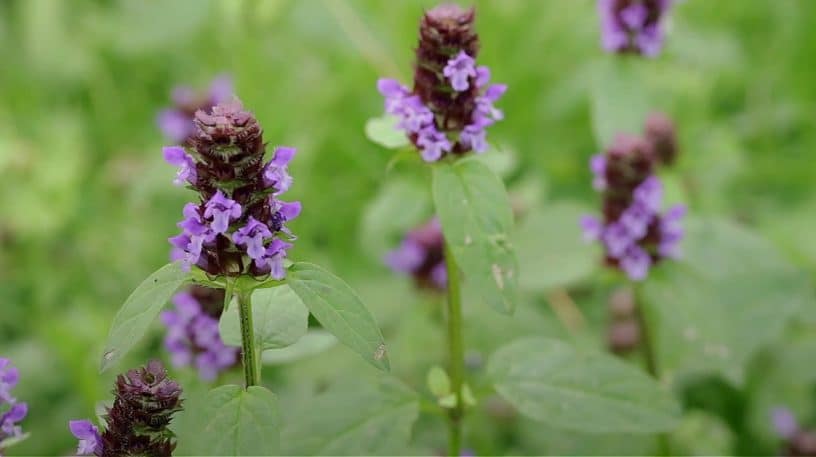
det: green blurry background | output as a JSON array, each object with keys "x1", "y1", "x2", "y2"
[{"x1": 1, "y1": 0, "x2": 816, "y2": 455}]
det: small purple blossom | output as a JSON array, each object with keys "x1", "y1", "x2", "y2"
[
  {"x1": 69, "y1": 419, "x2": 102, "y2": 456},
  {"x1": 232, "y1": 217, "x2": 273, "y2": 265},
  {"x1": 658, "y1": 204, "x2": 686, "y2": 258},
  {"x1": 158, "y1": 75, "x2": 234, "y2": 143},
  {"x1": 580, "y1": 215, "x2": 603, "y2": 242},
  {"x1": 417, "y1": 127, "x2": 453, "y2": 162},
  {"x1": 772, "y1": 407, "x2": 799, "y2": 440},
  {"x1": 619, "y1": 245, "x2": 651, "y2": 280},
  {"x1": 633, "y1": 176, "x2": 663, "y2": 212},
  {"x1": 602, "y1": 222, "x2": 633, "y2": 258},
  {"x1": 385, "y1": 218, "x2": 447, "y2": 291},
  {"x1": 162, "y1": 146, "x2": 197, "y2": 186},
  {"x1": 443, "y1": 51, "x2": 477, "y2": 92},
  {"x1": 590, "y1": 154, "x2": 607, "y2": 190},
  {"x1": 204, "y1": 190, "x2": 242, "y2": 235},
  {"x1": 385, "y1": 239, "x2": 425, "y2": 273},
  {"x1": 460, "y1": 124, "x2": 488, "y2": 153},
  {"x1": 0, "y1": 359, "x2": 19, "y2": 404},
  {"x1": 263, "y1": 146, "x2": 296, "y2": 194},
  {"x1": 261, "y1": 238, "x2": 293, "y2": 279},
  {"x1": 161, "y1": 291, "x2": 238, "y2": 381},
  {"x1": 619, "y1": 202, "x2": 653, "y2": 239}
]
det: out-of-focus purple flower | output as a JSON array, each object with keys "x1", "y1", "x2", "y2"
[
  {"x1": 375, "y1": 4, "x2": 505, "y2": 162},
  {"x1": 158, "y1": 75, "x2": 234, "y2": 143},
  {"x1": 772, "y1": 407, "x2": 800, "y2": 440},
  {"x1": 0, "y1": 358, "x2": 27, "y2": 449},
  {"x1": 644, "y1": 112, "x2": 679, "y2": 166},
  {"x1": 161, "y1": 289, "x2": 238, "y2": 381},
  {"x1": 598, "y1": 0, "x2": 673, "y2": 58},
  {"x1": 581, "y1": 215, "x2": 603, "y2": 242},
  {"x1": 385, "y1": 218, "x2": 447, "y2": 291},
  {"x1": 69, "y1": 419, "x2": 101, "y2": 456},
  {"x1": 581, "y1": 131, "x2": 684, "y2": 280},
  {"x1": 443, "y1": 51, "x2": 477, "y2": 92}
]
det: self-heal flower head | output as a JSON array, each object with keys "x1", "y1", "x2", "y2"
[
  {"x1": 375, "y1": 3, "x2": 506, "y2": 162},
  {"x1": 160, "y1": 287, "x2": 238, "y2": 381},
  {"x1": 71, "y1": 361, "x2": 183, "y2": 457},
  {"x1": 163, "y1": 99, "x2": 300, "y2": 278},
  {"x1": 598, "y1": 0, "x2": 673, "y2": 58},
  {"x1": 443, "y1": 50, "x2": 477, "y2": 92},
  {"x1": 69, "y1": 420, "x2": 101, "y2": 456},
  {"x1": 158, "y1": 75, "x2": 234, "y2": 144},
  {"x1": 385, "y1": 218, "x2": 447, "y2": 291},
  {"x1": 581, "y1": 132, "x2": 684, "y2": 280}
]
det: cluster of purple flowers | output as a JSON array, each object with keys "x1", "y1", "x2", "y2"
[
  {"x1": 772, "y1": 407, "x2": 816, "y2": 456},
  {"x1": 161, "y1": 287, "x2": 239, "y2": 381},
  {"x1": 157, "y1": 75, "x2": 233, "y2": 144},
  {"x1": 0, "y1": 358, "x2": 27, "y2": 454},
  {"x1": 581, "y1": 133, "x2": 686, "y2": 281},
  {"x1": 70, "y1": 361, "x2": 183, "y2": 457},
  {"x1": 598, "y1": 0, "x2": 673, "y2": 57},
  {"x1": 385, "y1": 218, "x2": 447, "y2": 290},
  {"x1": 164, "y1": 100, "x2": 300, "y2": 279},
  {"x1": 377, "y1": 4, "x2": 506, "y2": 162}
]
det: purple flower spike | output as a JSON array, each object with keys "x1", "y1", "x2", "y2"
[
  {"x1": 69, "y1": 419, "x2": 102, "y2": 456},
  {"x1": 772, "y1": 407, "x2": 799, "y2": 440},
  {"x1": 163, "y1": 146, "x2": 197, "y2": 186},
  {"x1": 443, "y1": 51, "x2": 477, "y2": 92},
  {"x1": 204, "y1": 190, "x2": 242, "y2": 235},
  {"x1": 232, "y1": 217, "x2": 273, "y2": 262}
]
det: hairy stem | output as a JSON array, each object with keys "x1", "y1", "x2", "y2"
[
  {"x1": 237, "y1": 288, "x2": 260, "y2": 388},
  {"x1": 444, "y1": 242, "x2": 464, "y2": 457},
  {"x1": 634, "y1": 284, "x2": 670, "y2": 456}
]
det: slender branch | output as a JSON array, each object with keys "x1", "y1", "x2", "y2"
[
  {"x1": 444, "y1": 242, "x2": 464, "y2": 457},
  {"x1": 634, "y1": 283, "x2": 671, "y2": 456},
  {"x1": 237, "y1": 288, "x2": 260, "y2": 388}
]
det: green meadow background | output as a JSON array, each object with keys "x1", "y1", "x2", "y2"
[{"x1": 1, "y1": 1, "x2": 815, "y2": 455}]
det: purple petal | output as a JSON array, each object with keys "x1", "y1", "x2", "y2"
[
  {"x1": 475, "y1": 66, "x2": 491, "y2": 88},
  {"x1": 157, "y1": 110, "x2": 193, "y2": 143},
  {"x1": 385, "y1": 239, "x2": 425, "y2": 274},
  {"x1": 271, "y1": 146, "x2": 296, "y2": 166},
  {"x1": 772, "y1": 407, "x2": 799, "y2": 439},
  {"x1": 208, "y1": 74, "x2": 233, "y2": 104},
  {"x1": 278, "y1": 201, "x2": 302, "y2": 221},
  {"x1": 377, "y1": 78, "x2": 407, "y2": 98},
  {"x1": 580, "y1": 215, "x2": 603, "y2": 242},
  {"x1": 620, "y1": 245, "x2": 651, "y2": 281}
]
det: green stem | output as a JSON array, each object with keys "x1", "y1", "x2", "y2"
[
  {"x1": 634, "y1": 284, "x2": 671, "y2": 456},
  {"x1": 444, "y1": 242, "x2": 464, "y2": 457},
  {"x1": 237, "y1": 289, "x2": 260, "y2": 388}
]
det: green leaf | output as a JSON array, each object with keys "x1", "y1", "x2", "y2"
[
  {"x1": 282, "y1": 378, "x2": 419, "y2": 455},
  {"x1": 426, "y1": 365, "x2": 451, "y2": 397},
  {"x1": 261, "y1": 330, "x2": 338, "y2": 365},
  {"x1": 286, "y1": 262, "x2": 390, "y2": 371},
  {"x1": 488, "y1": 337, "x2": 680, "y2": 433},
  {"x1": 590, "y1": 57, "x2": 650, "y2": 147},
  {"x1": 219, "y1": 285, "x2": 308, "y2": 351},
  {"x1": 515, "y1": 201, "x2": 600, "y2": 291},
  {"x1": 193, "y1": 385, "x2": 280, "y2": 456},
  {"x1": 640, "y1": 218, "x2": 813, "y2": 384},
  {"x1": 100, "y1": 262, "x2": 190, "y2": 372},
  {"x1": 365, "y1": 115, "x2": 409, "y2": 149},
  {"x1": 432, "y1": 159, "x2": 518, "y2": 314}
]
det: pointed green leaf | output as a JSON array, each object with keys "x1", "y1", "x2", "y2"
[
  {"x1": 219, "y1": 285, "x2": 308, "y2": 351},
  {"x1": 282, "y1": 379, "x2": 419, "y2": 455},
  {"x1": 193, "y1": 385, "x2": 280, "y2": 456},
  {"x1": 432, "y1": 159, "x2": 518, "y2": 313},
  {"x1": 488, "y1": 337, "x2": 680, "y2": 433},
  {"x1": 100, "y1": 262, "x2": 191, "y2": 372},
  {"x1": 365, "y1": 115, "x2": 409, "y2": 149},
  {"x1": 286, "y1": 262, "x2": 389, "y2": 371}
]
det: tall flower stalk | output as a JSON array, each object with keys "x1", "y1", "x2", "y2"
[
  {"x1": 375, "y1": 4, "x2": 507, "y2": 455},
  {"x1": 163, "y1": 99, "x2": 300, "y2": 388}
]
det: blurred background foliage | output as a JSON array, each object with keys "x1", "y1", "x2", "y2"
[{"x1": 1, "y1": 0, "x2": 815, "y2": 455}]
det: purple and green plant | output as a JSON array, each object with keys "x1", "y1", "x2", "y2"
[{"x1": 98, "y1": 98, "x2": 388, "y2": 455}]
